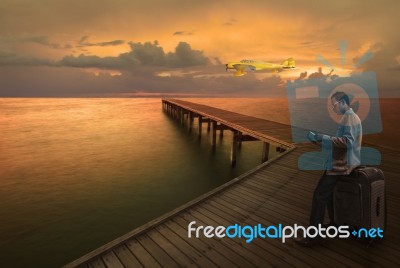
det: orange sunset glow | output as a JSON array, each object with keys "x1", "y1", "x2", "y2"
[{"x1": 0, "y1": 0, "x2": 399, "y2": 97}]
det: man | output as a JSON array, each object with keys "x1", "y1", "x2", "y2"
[{"x1": 296, "y1": 91, "x2": 362, "y2": 247}]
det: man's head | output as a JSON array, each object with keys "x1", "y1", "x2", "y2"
[{"x1": 331, "y1": 91, "x2": 350, "y2": 114}]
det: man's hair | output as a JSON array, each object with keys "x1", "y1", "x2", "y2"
[{"x1": 331, "y1": 91, "x2": 350, "y2": 105}]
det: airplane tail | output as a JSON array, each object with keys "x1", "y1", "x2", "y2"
[{"x1": 281, "y1": 58, "x2": 295, "y2": 68}]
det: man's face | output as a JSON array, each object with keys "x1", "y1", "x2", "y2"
[{"x1": 331, "y1": 97, "x2": 343, "y2": 115}]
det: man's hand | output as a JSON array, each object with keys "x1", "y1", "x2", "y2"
[
  {"x1": 314, "y1": 133, "x2": 323, "y2": 142},
  {"x1": 307, "y1": 131, "x2": 323, "y2": 142}
]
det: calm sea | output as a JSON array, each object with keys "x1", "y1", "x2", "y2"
[{"x1": 0, "y1": 97, "x2": 398, "y2": 268}]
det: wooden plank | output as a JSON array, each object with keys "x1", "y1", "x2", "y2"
[
  {"x1": 203, "y1": 199, "x2": 343, "y2": 268},
  {"x1": 101, "y1": 251, "x2": 124, "y2": 268},
  {"x1": 174, "y1": 215, "x2": 254, "y2": 268},
  {"x1": 155, "y1": 223, "x2": 216, "y2": 267},
  {"x1": 211, "y1": 192, "x2": 366, "y2": 268},
  {"x1": 229, "y1": 184, "x2": 400, "y2": 240},
  {"x1": 146, "y1": 228, "x2": 198, "y2": 267},
  {"x1": 220, "y1": 183, "x2": 311, "y2": 215},
  {"x1": 222, "y1": 189, "x2": 400, "y2": 267},
  {"x1": 190, "y1": 207, "x2": 294, "y2": 267},
  {"x1": 246, "y1": 174, "x2": 400, "y2": 224},
  {"x1": 125, "y1": 239, "x2": 161, "y2": 267},
  {"x1": 200, "y1": 200, "x2": 326, "y2": 268},
  {"x1": 113, "y1": 245, "x2": 143, "y2": 268},
  {"x1": 136, "y1": 234, "x2": 179, "y2": 267},
  {"x1": 184, "y1": 210, "x2": 274, "y2": 267},
  {"x1": 165, "y1": 220, "x2": 237, "y2": 267},
  {"x1": 87, "y1": 257, "x2": 106, "y2": 268}
]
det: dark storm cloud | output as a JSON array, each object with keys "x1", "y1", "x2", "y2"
[
  {"x1": 166, "y1": 42, "x2": 209, "y2": 67},
  {"x1": 0, "y1": 41, "x2": 209, "y2": 69},
  {"x1": 0, "y1": 64, "x2": 286, "y2": 97},
  {"x1": 58, "y1": 41, "x2": 209, "y2": 69},
  {"x1": 127, "y1": 41, "x2": 166, "y2": 66}
]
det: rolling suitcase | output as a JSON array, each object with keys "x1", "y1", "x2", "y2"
[{"x1": 333, "y1": 166, "x2": 386, "y2": 237}]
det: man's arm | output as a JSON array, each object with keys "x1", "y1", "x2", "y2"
[{"x1": 322, "y1": 134, "x2": 349, "y2": 148}]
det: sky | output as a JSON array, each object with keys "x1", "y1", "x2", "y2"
[{"x1": 0, "y1": 0, "x2": 399, "y2": 97}]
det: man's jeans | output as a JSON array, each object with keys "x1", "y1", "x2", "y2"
[{"x1": 310, "y1": 172, "x2": 339, "y2": 226}]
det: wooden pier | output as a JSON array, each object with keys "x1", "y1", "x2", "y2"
[
  {"x1": 162, "y1": 99, "x2": 293, "y2": 166},
  {"x1": 64, "y1": 99, "x2": 400, "y2": 268}
]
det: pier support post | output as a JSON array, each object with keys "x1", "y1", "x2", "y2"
[
  {"x1": 180, "y1": 108, "x2": 184, "y2": 125},
  {"x1": 212, "y1": 121, "x2": 217, "y2": 147},
  {"x1": 238, "y1": 131, "x2": 243, "y2": 149},
  {"x1": 231, "y1": 130, "x2": 239, "y2": 167},
  {"x1": 220, "y1": 128, "x2": 224, "y2": 139},
  {"x1": 207, "y1": 119, "x2": 211, "y2": 132},
  {"x1": 198, "y1": 115, "x2": 203, "y2": 138},
  {"x1": 262, "y1": 142, "x2": 270, "y2": 163},
  {"x1": 189, "y1": 112, "x2": 193, "y2": 132}
]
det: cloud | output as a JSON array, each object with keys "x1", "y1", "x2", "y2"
[
  {"x1": 223, "y1": 18, "x2": 237, "y2": 26},
  {"x1": 166, "y1": 42, "x2": 209, "y2": 67},
  {"x1": 58, "y1": 54, "x2": 132, "y2": 69},
  {"x1": 173, "y1": 31, "x2": 194, "y2": 36},
  {"x1": 0, "y1": 34, "x2": 125, "y2": 51},
  {"x1": 355, "y1": 43, "x2": 399, "y2": 71},
  {"x1": 57, "y1": 41, "x2": 209, "y2": 69},
  {"x1": 126, "y1": 40, "x2": 166, "y2": 66},
  {"x1": 0, "y1": 40, "x2": 210, "y2": 70},
  {"x1": 0, "y1": 63, "x2": 287, "y2": 97},
  {"x1": 0, "y1": 51, "x2": 52, "y2": 66},
  {"x1": 353, "y1": 43, "x2": 400, "y2": 96},
  {"x1": 0, "y1": 34, "x2": 71, "y2": 49},
  {"x1": 77, "y1": 36, "x2": 125, "y2": 47}
]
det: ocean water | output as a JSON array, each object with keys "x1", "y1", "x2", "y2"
[{"x1": 0, "y1": 98, "x2": 278, "y2": 268}]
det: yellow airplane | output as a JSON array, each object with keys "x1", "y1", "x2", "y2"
[{"x1": 225, "y1": 58, "x2": 295, "y2": 77}]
